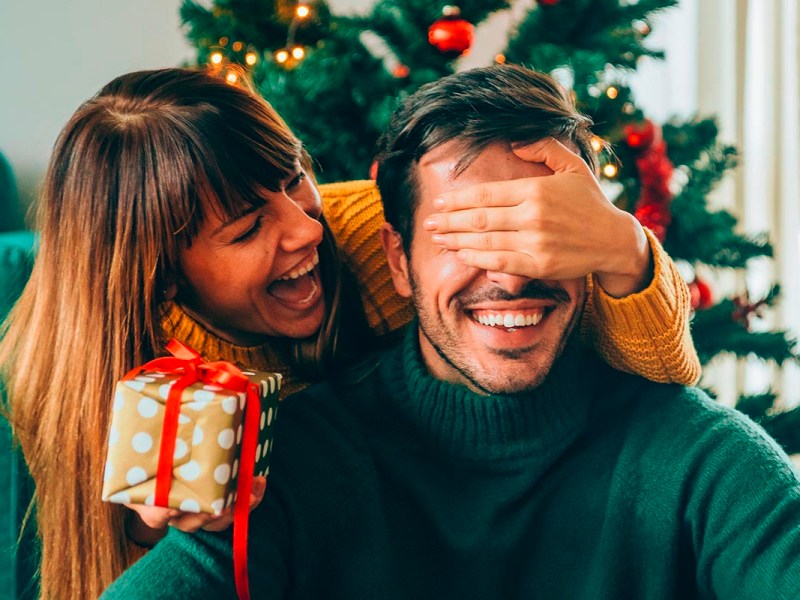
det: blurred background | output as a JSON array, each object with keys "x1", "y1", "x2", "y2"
[{"x1": 0, "y1": 0, "x2": 797, "y2": 426}]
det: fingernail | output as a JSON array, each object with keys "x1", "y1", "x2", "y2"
[
  {"x1": 433, "y1": 197, "x2": 445, "y2": 209},
  {"x1": 423, "y1": 218, "x2": 438, "y2": 230},
  {"x1": 431, "y1": 234, "x2": 446, "y2": 245}
]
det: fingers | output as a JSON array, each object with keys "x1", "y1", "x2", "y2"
[
  {"x1": 125, "y1": 475, "x2": 270, "y2": 536},
  {"x1": 170, "y1": 511, "x2": 224, "y2": 533},
  {"x1": 455, "y1": 249, "x2": 539, "y2": 278},
  {"x1": 425, "y1": 204, "x2": 527, "y2": 234},
  {"x1": 431, "y1": 231, "x2": 526, "y2": 253},
  {"x1": 125, "y1": 504, "x2": 179, "y2": 530},
  {"x1": 512, "y1": 137, "x2": 590, "y2": 175},
  {"x1": 250, "y1": 476, "x2": 267, "y2": 508},
  {"x1": 432, "y1": 178, "x2": 531, "y2": 213}
]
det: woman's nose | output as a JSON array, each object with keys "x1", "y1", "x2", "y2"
[{"x1": 278, "y1": 197, "x2": 324, "y2": 253}]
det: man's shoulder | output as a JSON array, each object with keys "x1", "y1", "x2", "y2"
[{"x1": 600, "y1": 368, "x2": 791, "y2": 471}]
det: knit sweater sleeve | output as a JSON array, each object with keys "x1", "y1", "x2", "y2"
[
  {"x1": 322, "y1": 181, "x2": 700, "y2": 384},
  {"x1": 320, "y1": 180, "x2": 414, "y2": 336},
  {"x1": 581, "y1": 227, "x2": 701, "y2": 385}
]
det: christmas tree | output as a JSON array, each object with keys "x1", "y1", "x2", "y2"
[{"x1": 180, "y1": 0, "x2": 800, "y2": 450}]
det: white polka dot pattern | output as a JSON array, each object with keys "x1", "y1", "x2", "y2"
[
  {"x1": 126, "y1": 467, "x2": 147, "y2": 486},
  {"x1": 179, "y1": 461, "x2": 201, "y2": 481},
  {"x1": 222, "y1": 396, "x2": 237, "y2": 414},
  {"x1": 137, "y1": 397, "x2": 158, "y2": 418},
  {"x1": 102, "y1": 369, "x2": 281, "y2": 514},
  {"x1": 179, "y1": 499, "x2": 200, "y2": 513},
  {"x1": 218, "y1": 429, "x2": 235, "y2": 450},
  {"x1": 173, "y1": 438, "x2": 188, "y2": 460},
  {"x1": 214, "y1": 464, "x2": 231, "y2": 484},
  {"x1": 131, "y1": 432, "x2": 153, "y2": 454}
]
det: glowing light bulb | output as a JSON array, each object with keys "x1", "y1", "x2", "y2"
[
  {"x1": 590, "y1": 136, "x2": 604, "y2": 153},
  {"x1": 275, "y1": 50, "x2": 289, "y2": 64},
  {"x1": 226, "y1": 71, "x2": 239, "y2": 84},
  {"x1": 232, "y1": 41, "x2": 243, "y2": 52},
  {"x1": 291, "y1": 46, "x2": 305, "y2": 60},
  {"x1": 245, "y1": 52, "x2": 258, "y2": 66},
  {"x1": 219, "y1": 37, "x2": 229, "y2": 46},
  {"x1": 495, "y1": 54, "x2": 506, "y2": 64},
  {"x1": 606, "y1": 86, "x2": 619, "y2": 99},
  {"x1": 602, "y1": 164, "x2": 619, "y2": 178},
  {"x1": 210, "y1": 52, "x2": 223, "y2": 65},
  {"x1": 296, "y1": 4, "x2": 310, "y2": 18}
]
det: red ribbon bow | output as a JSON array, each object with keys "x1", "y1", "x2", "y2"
[{"x1": 123, "y1": 339, "x2": 260, "y2": 600}]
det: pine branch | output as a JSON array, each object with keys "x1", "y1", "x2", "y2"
[{"x1": 691, "y1": 295, "x2": 798, "y2": 364}]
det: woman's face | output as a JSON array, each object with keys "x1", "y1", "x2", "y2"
[{"x1": 176, "y1": 166, "x2": 327, "y2": 345}]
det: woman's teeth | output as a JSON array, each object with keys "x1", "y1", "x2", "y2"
[
  {"x1": 277, "y1": 252, "x2": 319, "y2": 281},
  {"x1": 473, "y1": 312, "x2": 544, "y2": 328}
]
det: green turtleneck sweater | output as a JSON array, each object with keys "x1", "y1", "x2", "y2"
[{"x1": 102, "y1": 326, "x2": 800, "y2": 600}]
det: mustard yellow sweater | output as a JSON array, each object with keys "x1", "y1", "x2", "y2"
[{"x1": 161, "y1": 180, "x2": 700, "y2": 397}]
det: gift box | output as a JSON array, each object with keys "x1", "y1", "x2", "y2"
[{"x1": 102, "y1": 341, "x2": 281, "y2": 515}]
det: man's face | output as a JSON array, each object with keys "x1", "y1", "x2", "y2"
[{"x1": 383, "y1": 141, "x2": 586, "y2": 395}]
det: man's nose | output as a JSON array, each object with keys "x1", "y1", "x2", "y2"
[{"x1": 485, "y1": 270, "x2": 533, "y2": 297}]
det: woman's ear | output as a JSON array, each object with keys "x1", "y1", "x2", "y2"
[
  {"x1": 379, "y1": 223, "x2": 412, "y2": 298},
  {"x1": 162, "y1": 273, "x2": 178, "y2": 302}
]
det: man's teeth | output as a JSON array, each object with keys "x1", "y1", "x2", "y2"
[
  {"x1": 277, "y1": 252, "x2": 320, "y2": 281},
  {"x1": 474, "y1": 312, "x2": 543, "y2": 327}
]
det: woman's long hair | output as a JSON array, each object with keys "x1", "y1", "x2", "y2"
[{"x1": 0, "y1": 68, "x2": 353, "y2": 599}]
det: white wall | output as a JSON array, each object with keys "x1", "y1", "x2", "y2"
[{"x1": 0, "y1": 0, "x2": 191, "y2": 229}]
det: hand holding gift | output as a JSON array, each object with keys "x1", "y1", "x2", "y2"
[{"x1": 102, "y1": 339, "x2": 281, "y2": 600}]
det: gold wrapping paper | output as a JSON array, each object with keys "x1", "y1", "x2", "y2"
[{"x1": 102, "y1": 367, "x2": 281, "y2": 514}]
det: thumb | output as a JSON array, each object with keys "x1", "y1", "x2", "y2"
[{"x1": 512, "y1": 137, "x2": 588, "y2": 175}]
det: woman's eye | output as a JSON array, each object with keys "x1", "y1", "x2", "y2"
[
  {"x1": 232, "y1": 215, "x2": 263, "y2": 243},
  {"x1": 286, "y1": 171, "x2": 306, "y2": 190}
]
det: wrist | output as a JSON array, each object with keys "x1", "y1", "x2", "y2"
[{"x1": 595, "y1": 213, "x2": 653, "y2": 298}]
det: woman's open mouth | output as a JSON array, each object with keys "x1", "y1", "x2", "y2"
[{"x1": 266, "y1": 251, "x2": 321, "y2": 307}]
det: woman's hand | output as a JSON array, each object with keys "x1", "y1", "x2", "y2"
[
  {"x1": 424, "y1": 138, "x2": 652, "y2": 298},
  {"x1": 125, "y1": 475, "x2": 268, "y2": 545}
]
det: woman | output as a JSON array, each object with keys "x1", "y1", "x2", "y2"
[{"x1": 0, "y1": 68, "x2": 698, "y2": 599}]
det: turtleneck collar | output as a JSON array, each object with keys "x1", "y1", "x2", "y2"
[{"x1": 379, "y1": 322, "x2": 599, "y2": 462}]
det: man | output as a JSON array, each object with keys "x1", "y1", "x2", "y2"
[{"x1": 103, "y1": 65, "x2": 800, "y2": 599}]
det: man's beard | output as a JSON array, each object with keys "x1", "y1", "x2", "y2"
[{"x1": 409, "y1": 270, "x2": 584, "y2": 395}]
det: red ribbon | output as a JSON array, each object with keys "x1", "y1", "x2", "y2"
[{"x1": 122, "y1": 338, "x2": 260, "y2": 600}]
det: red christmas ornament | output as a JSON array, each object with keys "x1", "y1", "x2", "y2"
[
  {"x1": 428, "y1": 6, "x2": 474, "y2": 56},
  {"x1": 392, "y1": 64, "x2": 410, "y2": 79},
  {"x1": 538, "y1": 0, "x2": 561, "y2": 5},
  {"x1": 624, "y1": 119, "x2": 659, "y2": 150},
  {"x1": 689, "y1": 277, "x2": 713, "y2": 310}
]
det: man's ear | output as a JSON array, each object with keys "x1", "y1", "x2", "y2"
[{"x1": 379, "y1": 223, "x2": 412, "y2": 298}]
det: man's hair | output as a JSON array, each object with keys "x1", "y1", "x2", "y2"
[{"x1": 375, "y1": 65, "x2": 596, "y2": 251}]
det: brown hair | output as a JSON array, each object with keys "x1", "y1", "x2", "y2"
[
  {"x1": 375, "y1": 64, "x2": 596, "y2": 251},
  {"x1": 0, "y1": 68, "x2": 351, "y2": 598}
]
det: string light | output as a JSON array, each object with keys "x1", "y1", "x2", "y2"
[
  {"x1": 494, "y1": 54, "x2": 506, "y2": 64},
  {"x1": 210, "y1": 52, "x2": 223, "y2": 65},
  {"x1": 226, "y1": 71, "x2": 239, "y2": 84},
  {"x1": 291, "y1": 46, "x2": 306, "y2": 60},
  {"x1": 245, "y1": 52, "x2": 258, "y2": 66},
  {"x1": 232, "y1": 41, "x2": 244, "y2": 52},
  {"x1": 606, "y1": 86, "x2": 619, "y2": 99},
  {"x1": 590, "y1": 136, "x2": 604, "y2": 153},
  {"x1": 296, "y1": 4, "x2": 311, "y2": 18},
  {"x1": 219, "y1": 37, "x2": 229, "y2": 46},
  {"x1": 275, "y1": 49, "x2": 290, "y2": 64},
  {"x1": 602, "y1": 164, "x2": 619, "y2": 178}
]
